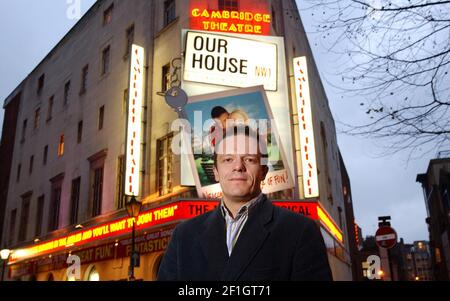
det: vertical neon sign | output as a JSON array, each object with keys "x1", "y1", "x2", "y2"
[
  {"x1": 293, "y1": 57, "x2": 319, "y2": 198},
  {"x1": 125, "y1": 44, "x2": 144, "y2": 196}
]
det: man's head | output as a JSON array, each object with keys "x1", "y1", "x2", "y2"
[{"x1": 213, "y1": 126, "x2": 269, "y2": 203}]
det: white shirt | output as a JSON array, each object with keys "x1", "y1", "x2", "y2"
[{"x1": 220, "y1": 193, "x2": 264, "y2": 256}]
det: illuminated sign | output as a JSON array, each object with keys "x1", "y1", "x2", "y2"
[
  {"x1": 9, "y1": 202, "x2": 218, "y2": 263},
  {"x1": 273, "y1": 201, "x2": 343, "y2": 243},
  {"x1": 125, "y1": 44, "x2": 145, "y2": 196},
  {"x1": 293, "y1": 57, "x2": 319, "y2": 198},
  {"x1": 273, "y1": 202, "x2": 319, "y2": 220},
  {"x1": 10, "y1": 200, "x2": 342, "y2": 262},
  {"x1": 317, "y1": 206, "x2": 343, "y2": 243},
  {"x1": 184, "y1": 31, "x2": 277, "y2": 91},
  {"x1": 190, "y1": 8, "x2": 271, "y2": 35},
  {"x1": 9, "y1": 228, "x2": 174, "y2": 279}
]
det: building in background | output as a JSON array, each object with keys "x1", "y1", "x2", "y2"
[
  {"x1": 0, "y1": 90, "x2": 21, "y2": 281},
  {"x1": 410, "y1": 241, "x2": 434, "y2": 281},
  {"x1": 0, "y1": 0, "x2": 356, "y2": 281},
  {"x1": 416, "y1": 153, "x2": 450, "y2": 281},
  {"x1": 339, "y1": 151, "x2": 362, "y2": 280},
  {"x1": 397, "y1": 239, "x2": 415, "y2": 281}
]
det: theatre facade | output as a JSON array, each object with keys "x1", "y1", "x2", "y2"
[{"x1": 0, "y1": 0, "x2": 358, "y2": 281}]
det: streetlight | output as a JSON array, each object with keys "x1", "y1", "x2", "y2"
[
  {"x1": 1, "y1": 249, "x2": 11, "y2": 282},
  {"x1": 125, "y1": 195, "x2": 142, "y2": 281}
]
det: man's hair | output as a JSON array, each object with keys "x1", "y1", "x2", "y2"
[
  {"x1": 213, "y1": 125, "x2": 268, "y2": 167},
  {"x1": 211, "y1": 106, "x2": 228, "y2": 119}
]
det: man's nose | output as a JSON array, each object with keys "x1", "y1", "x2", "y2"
[{"x1": 232, "y1": 156, "x2": 246, "y2": 172}]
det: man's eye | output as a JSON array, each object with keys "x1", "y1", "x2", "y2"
[
  {"x1": 244, "y1": 157, "x2": 257, "y2": 164},
  {"x1": 223, "y1": 157, "x2": 233, "y2": 163}
]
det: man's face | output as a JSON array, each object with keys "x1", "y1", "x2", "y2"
[{"x1": 213, "y1": 134, "x2": 268, "y2": 202}]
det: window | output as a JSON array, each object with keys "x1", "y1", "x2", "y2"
[
  {"x1": 337, "y1": 206, "x2": 343, "y2": 229},
  {"x1": 70, "y1": 178, "x2": 81, "y2": 225},
  {"x1": 116, "y1": 155, "x2": 125, "y2": 209},
  {"x1": 77, "y1": 121, "x2": 83, "y2": 144},
  {"x1": 47, "y1": 96, "x2": 54, "y2": 122},
  {"x1": 88, "y1": 151, "x2": 106, "y2": 218},
  {"x1": 80, "y1": 65, "x2": 89, "y2": 94},
  {"x1": 164, "y1": 0, "x2": 176, "y2": 26},
  {"x1": 9, "y1": 209, "x2": 17, "y2": 245},
  {"x1": 43, "y1": 145, "x2": 48, "y2": 165},
  {"x1": 16, "y1": 164, "x2": 21, "y2": 182},
  {"x1": 218, "y1": 0, "x2": 239, "y2": 11},
  {"x1": 34, "y1": 108, "x2": 41, "y2": 129},
  {"x1": 103, "y1": 4, "x2": 113, "y2": 26},
  {"x1": 157, "y1": 133, "x2": 174, "y2": 196},
  {"x1": 29, "y1": 155, "x2": 34, "y2": 175},
  {"x1": 18, "y1": 195, "x2": 31, "y2": 242},
  {"x1": 98, "y1": 106, "x2": 105, "y2": 130},
  {"x1": 320, "y1": 228, "x2": 336, "y2": 256},
  {"x1": 48, "y1": 175, "x2": 63, "y2": 232},
  {"x1": 86, "y1": 266, "x2": 100, "y2": 281},
  {"x1": 92, "y1": 167, "x2": 104, "y2": 217},
  {"x1": 58, "y1": 135, "x2": 65, "y2": 157},
  {"x1": 64, "y1": 81, "x2": 71, "y2": 105},
  {"x1": 101, "y1": 46, "x2": 111, "y2": 75},
  {"x1": 37, "y1": 74, "x2": 45, "y2": 94},
  {"x1": 162, "y1": 64, "x2": 171, "y2": 92},
  {"x1": 35, "y1": 195, "x2": 45, "y2": 237},
  {"x1": 125, "y1": 24, "x2": 135, "y2": 57},
  {"x1": 21, "y1": 119, "x2": 27, "y2": 142}
]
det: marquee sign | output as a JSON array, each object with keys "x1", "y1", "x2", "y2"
[
  {"x1": 9, "y1": 200, "x2": 342, "y2": 263},
  {"x1": 124, "y1": 44, "x2": 145, "y2": 196}
]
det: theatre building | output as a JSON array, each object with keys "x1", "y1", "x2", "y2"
[{"x1": 0, "y1": 0, "x2": 357, "y2": 281}]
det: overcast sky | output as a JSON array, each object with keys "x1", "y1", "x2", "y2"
[{"x1": 0, "y1": 0, "x2": 431, "y2": 243}]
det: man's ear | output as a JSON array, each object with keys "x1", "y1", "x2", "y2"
[{"x1": 213, "y1": 165, "x2": 220, "y2": 182}]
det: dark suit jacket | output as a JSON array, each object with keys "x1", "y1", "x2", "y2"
[{"x1": 157, "y1": 195, "x2": 333, "y2": 281}]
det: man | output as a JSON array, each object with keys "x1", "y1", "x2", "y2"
[{"x1": 157, "y1": 126, "x2": 333, "y2": 281}]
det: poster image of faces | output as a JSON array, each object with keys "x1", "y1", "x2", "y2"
[{"x1": 184, "y1": 85, "x2": 294, "y2": 198}]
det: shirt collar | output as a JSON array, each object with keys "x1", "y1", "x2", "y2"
[{"x1": 220, "y1": 193, "x2": 264, "y2": 220}]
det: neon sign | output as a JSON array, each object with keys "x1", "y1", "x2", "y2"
[
  {"x1": 125, "y1": 44, "x2": 145, "y2": 196},
  {"x1": 10, "y1": 200, "x2": 342, "y2": 262},
  {"x1": 293, "y1": 57, "x2": 320, "y2": 198},
  {"x1": 190, "y1": 8, "x2": 271, "y2": 35}
]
